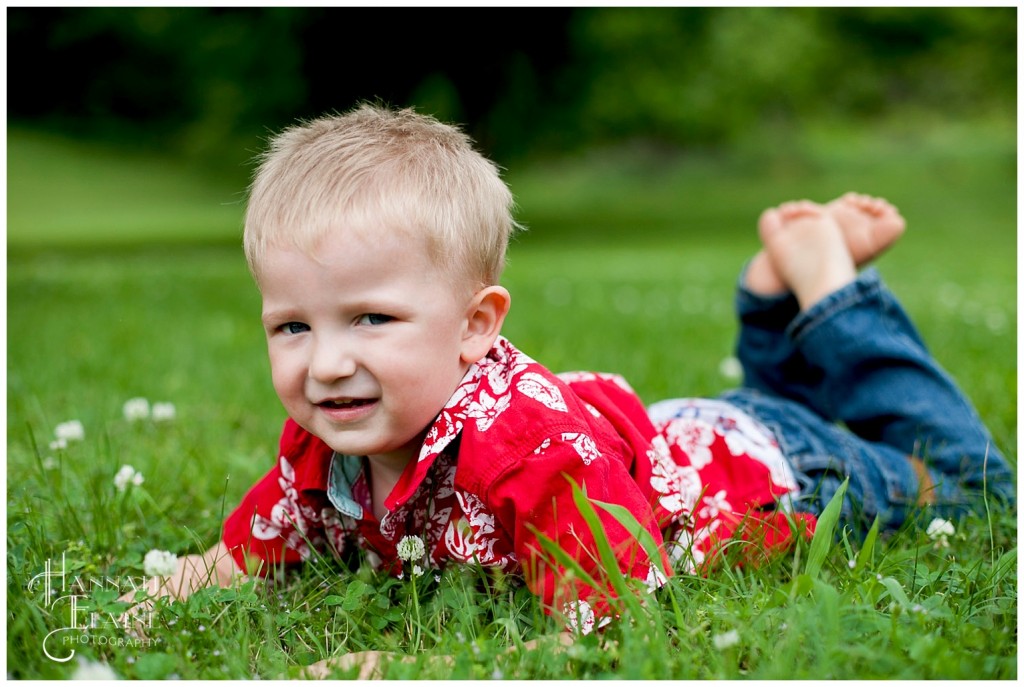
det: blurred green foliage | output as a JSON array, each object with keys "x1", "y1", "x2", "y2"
[
  {"x1": 561, "y1": 8, "x2": 1015, "y2": 150},
  {"x1": 7, "y1": 6, "x2": 1015, "y2": 171}
]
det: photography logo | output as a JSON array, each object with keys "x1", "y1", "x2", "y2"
[{"x1": 28, "y1": 554, "x2": 154, "y2": 662}]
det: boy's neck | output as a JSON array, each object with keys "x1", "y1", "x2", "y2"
[{"x1": 366, "y1": 452, "x2": 414, "y2": 521}]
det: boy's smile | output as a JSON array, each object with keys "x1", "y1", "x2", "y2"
[{"x1": 257, "y1": 227, "x2": 485, "y2": 473}]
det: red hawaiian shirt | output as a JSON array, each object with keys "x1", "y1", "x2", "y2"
[{"x1": 223, "y1": 337, "x2": 814, "y2": 631}]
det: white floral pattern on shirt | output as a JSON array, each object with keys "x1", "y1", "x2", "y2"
[
  {"x1": 647, "y1": 434, "x2": 703, "y2": 517},
  {"x1": 443, "y1": 490, "x2": 514, "y2": 569},
  {"x1": 698, "y1": 490, "x2": 731, "y2": 520},
  {"x1": 665, "y1": 522, "x2": 717, "y2": 574},
  {"x1": 649, "y1": 397, "x2": 799, "y2": 495},
  {"x1": 517, "y1": 372, "x2": 569, "y2": 413},
  {"x1": 530, "y1": 433, "x2": 601, "y2": 466},
  {"x1": 562, "y1": 432, "x2": 601, "y2": 465},
  {"x1": 663, "y1": 417, "x2": 716, "y2": 470},
  {"x1": 251, "y1": 456, "x2": 325, "y2": 561},
  {"x1": 465, "y1": 389, "x2": 512, "y2": 432}
]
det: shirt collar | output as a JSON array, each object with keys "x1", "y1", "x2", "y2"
[{"x1": 326, "y1": 453, "x2": 366, "y2": 519}]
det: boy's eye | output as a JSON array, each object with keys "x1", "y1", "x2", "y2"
[
  {"x1": 280, "y1": 322, "x2": 310, "y2": 334},
  {"x1": 358, "y1": 314, "x2": 394, "y2": 326}
]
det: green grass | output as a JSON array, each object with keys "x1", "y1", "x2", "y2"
[
  {"x1": 7, "y1": 128, "x2": 248, "y2": 246},
  {"x1": 6, "y1": 119, "x2": 1016, "y2": 678}
]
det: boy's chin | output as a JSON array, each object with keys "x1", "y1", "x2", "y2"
[{"x1": 321, "y1": 437, "x2": 422, "y2": 466}]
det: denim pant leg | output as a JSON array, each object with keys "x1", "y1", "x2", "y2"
[
  {"x1": 724, "y1": 268, "x2": 1015, "y2": 527},
  {"x1": 721, "y1": 387, "x2": 922, "y2": 529},
  {"x1": 730, "y1": 268, "x2": 822, "y2": 412}
]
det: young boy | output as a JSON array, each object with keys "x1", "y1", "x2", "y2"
[{"x1": 130, "y1": 105, "x2": 1013, "y2": 654}]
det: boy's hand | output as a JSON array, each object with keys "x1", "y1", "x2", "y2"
[
  {"x1": 297, "y1": 634, "x2": 572, "y2": 679},
  {"x1": 300, "y1": 652, "x2": 459, "y2": 679},
  {"x1": 301, "y1": 652, "x2": 408, "y2": 679},
  {"x1": 116, "y1": 542, "x2": 243, "y2": 631}
]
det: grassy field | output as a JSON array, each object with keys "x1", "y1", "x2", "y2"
[{"x1": 6, "y1": 119, "x2": 1016, "y2": 678}]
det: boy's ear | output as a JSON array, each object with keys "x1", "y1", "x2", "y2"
[{"x1": 460, "y1": 285, "x2": 511, "y2": 364}]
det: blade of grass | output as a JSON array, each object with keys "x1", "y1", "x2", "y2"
[
  {"x1": 589, "y1": 498, "x2": 669, "y2": 579},
  {"x1": 567, "y1": 480, "x2": 637, "y2": 599},
  {"x1": 527, "y1": 527, "x2": 603, "y2": 594},
  {"x1": 804, "y1": 478, "x2": 849, "y2": 580},
  {"x1": 854, "y1": 516, "x2": 881, "y2": 571}
]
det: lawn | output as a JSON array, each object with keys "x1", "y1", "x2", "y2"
[{"x1": 6, "y1": 118, "x2": 1016, "y2": 678}]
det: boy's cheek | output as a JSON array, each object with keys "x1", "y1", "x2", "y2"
[
  {"x1": 267, "y1": 349, "x2": 298, "y2": 377},
  {"x1": 269, "y1": 364, "x2": 301, "y2": 404}
]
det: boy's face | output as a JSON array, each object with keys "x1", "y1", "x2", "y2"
[{"x1": 257, "y1": 228, "x2": 477, "y2": 468}]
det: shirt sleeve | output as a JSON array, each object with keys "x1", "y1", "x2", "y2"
[
  {"x1": 222, "y1": 421, "x2": 328, "y2": 575},
  {"x1": 485, "y1": 431, "x2": 671, "y2": 631}
]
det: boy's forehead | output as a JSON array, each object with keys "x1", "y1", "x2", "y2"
[
  {"x1": 255, "y1": 226, "x2": 477, "y2": 295},
  {"x1": 309, "y1": 221, "x2": 426, "y2": 263}
]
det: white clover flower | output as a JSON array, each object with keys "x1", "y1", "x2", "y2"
[
  {"x1": 71, "y1": 657, "x2": 119, "y2": 680},
  {"x1": 42, "y1": 456, "x2": 59, "y2": 471},
  {"x1": 712, "y1": 629, "x2": 740, "y2": 650},
  {"x1": 143, "y1": 549, "x2": 179, "y2": 577},
  {"x1": 48, "y1": 439, "x2": 67, "y2": 451},
  {"x1": 926, "y1": 518, "x2": 955, "y2": 548},
  {"x1": 926, "y1": 518, "x2": 955, "y2": 539},
  {"x1": 152, "y1": 402, "x2": 176, "y2": 422},
  {"x1": 396, "y1": 535, "x2": 425, "y2": 562},
  {"x1": 718, "y1": 356, "x2": 743, "y2": 381},
  {"x1": 123, "y1": 397, "x2": 151, "y2": 422},
  {"x1": 114, "y1": 465, "x2": 144, "y2": 492},
  {"x1": 55, "y1": 420, "x2": 85, "y2": 442}
]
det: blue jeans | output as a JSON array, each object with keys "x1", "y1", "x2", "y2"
[{"x1": 719, "y1": 268, "x2": 1015, "y2": 530}]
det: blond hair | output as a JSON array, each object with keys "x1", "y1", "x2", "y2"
[{"x1": 244, "y1": 104, "x2": 519, "y2": 289}]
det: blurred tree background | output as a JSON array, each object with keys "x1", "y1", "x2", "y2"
[
  {"x1": 6, "y1": 6, "x2": 1016, "y2": 249},
  {"x1": 8, "y1": 6, "x2": 1015, "y2": 176}
]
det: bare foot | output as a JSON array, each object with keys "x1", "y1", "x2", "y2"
[
  {"x1": 826, "y1": 192, "x2": 906, "y2": 267},
  {"x1": 744, "y1": 249, "x2": 788, "y2": 297},
  {"x1": 744, "y1": 205, "x2": 798, "y2": 297},
  {"x1": 758, "y1": 200, "x2": 856, "y2": 310},
  {"x1": 745, "y1": 193, "x2": 906, "y2": 298}
]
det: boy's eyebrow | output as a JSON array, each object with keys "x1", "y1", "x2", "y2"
[
  {"x1": 343, "y1": 296, "x2": 411, "y2": 313},
  {"x1": 261, "y1": 308, "x2": 300, "y2": 326}
]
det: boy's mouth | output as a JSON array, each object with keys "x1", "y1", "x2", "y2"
[{"x1": 318, "y1": 398, "x2": 374, "y2": 409}]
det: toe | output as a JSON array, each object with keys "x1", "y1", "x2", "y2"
[
  {"x1": 778, "y1": 200, "x2": 822, "y2": 221},
  {"x1": 758, "y1": 207, "x2": 783, "y2": 240}
]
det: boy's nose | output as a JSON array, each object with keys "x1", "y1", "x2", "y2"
[{"x1": 308, "y1": 336, "x2": 358, "y2": 382}]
